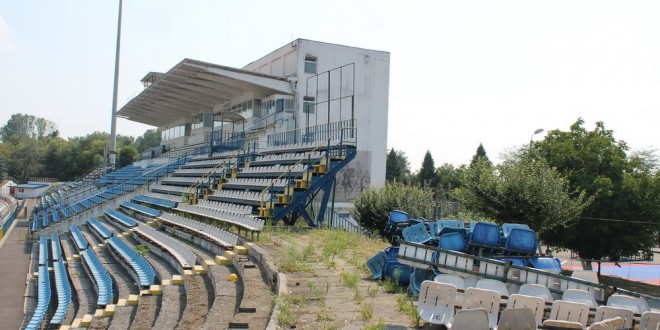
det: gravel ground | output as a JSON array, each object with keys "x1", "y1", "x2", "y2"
[
  {"x1": 229, "y1": 256, "x2": 272, "y2": 329},
  {"x1": 163, "y1": 230, "x2": 239, "y2": 330},
  {"x1": 99, "y1": 218, "x2": 186, "y2": 330},
  {"x1": 130, "y1": 295, "x2": 158, "y2": 330},
  {"x1": 175, "y1": 274, "x2": 208, "y2": 329},
  {"x1": 60, "y1": 235, "x2": 96, "y2": 320}
]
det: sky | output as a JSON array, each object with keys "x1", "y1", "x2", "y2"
[{"x1": 1, "y1": 1, "x2": 658, "y2": 170}]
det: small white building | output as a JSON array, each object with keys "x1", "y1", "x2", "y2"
[
  {"x1": 119, "y1": 39, "x2": 390, "y2": 201},
  {"x1": 10, "y1": 183, "x2": 51, "y2": 199}
]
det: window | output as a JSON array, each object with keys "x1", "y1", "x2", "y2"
[
  {"x1": 304, "y1": 56, "x2": 317, "y2": 74},
  {"x1": 303, "y1": 96, "x2": 315, "y2": 114}
]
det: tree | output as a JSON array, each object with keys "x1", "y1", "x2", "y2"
[
  {"x1": 455, "y1": 154, "x2": 591, "y2": 241},
  {"x1": 352, "y1": 182, "x2": 435, "y2": 235},
  {"x1": 417, "y1": 150, "x2": 437, "y2": 187},
  {"x1": 470, "y1": 143, "x2": 492, "y2": 167},
  {"x1": 386, "y1": 148, "x2": 411, "y2": 182},
  {"x1": 0, "y1": 113, "x2": 58, "y2": 143},
  {"x1": 535, "y1": 119, "x2": 660, "y2": 264},
  {"x1": 9, "y1": 138, "x2": 47, "y2": 182},
  {"x1": 135, "y1": 128, "x2": 161, "y2": 153},
  {"x1": 118, "y1": 145, "x2": 138, "y2": 168}
]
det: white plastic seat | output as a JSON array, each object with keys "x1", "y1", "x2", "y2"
[
  {"x1": 607, "y1": 294, "x2": 649, "y2": 314},
  {"x1": 543, "y1": 300, "x2": 590, "y2": 328},
  {"x1": 435, "y1": 274, "x2": 467, "y2": 307},
  {"x1": 496, "y1": 307, "x2": 537, "y2": 330},
  {"x1": 463, "y1": 287, "x2": 500, "y2": 328},
  {"x1": 450, "y1": 308, "x2": 489, "y2": 330},
  {"x1": 563, "y1": 288, "x2": 598, "y2": 308},
  {"x1": 476, "y1": 278, "x2": 509, "y2": 297},
  {"x1": 417, "y1": 280, "x2": 456, "y2": 326},
  {"x1": 594, "y1": 305, "x2": 634, "y2": 329},
  {"x1": 639, "y1": 311, "x2": 660, "y2": 330},
  {"x1": 519, "y1": 283, "x2": 554, "y2": 303},
  {"x1": 587, "y1": 317, "x2": 625, "y2": 330},
  {"x1": 506, "y1": 294, "x2": 546, "y2": 326}
]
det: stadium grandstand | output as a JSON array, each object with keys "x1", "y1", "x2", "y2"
[
  {"x1": 18, "y1": 39, "x2": 391, "y2": 329},
  {"x1": 11, "y1": 38, "x2": 660, "y2": 330}
]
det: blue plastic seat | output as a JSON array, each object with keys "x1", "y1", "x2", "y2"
[
  {"x1": 499, "y1": 258, "x2": 527, "y2": 267},
  {"x1": 504, "y1": 228, "x2": 537, "y2": 254},
  {"x1": 469, "y1": 222, "x2": 501, "y2": 248},
  {"x1": 402, "y1": 223, "x2": 433, "y2": 244},
  {"x1": 439, "y1": 232, "x2": 467, "y2": 252},
  {"x1": 366, "y1": 251, "x2": 387, "y2": 279},
  {"x1": 382, "y1": 246, "x2": 411, "y2": 284},
  {"x1": 529, "y1": 257, "x2": 562, "y2": 273}
]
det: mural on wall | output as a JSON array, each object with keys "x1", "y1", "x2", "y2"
[{"x1": 334, "y1": 151, "x2": 371, "y2": 201}]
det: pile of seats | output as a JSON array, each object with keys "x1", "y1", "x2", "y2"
[
  {"x1": 368, "y1": 210, "x2": 559, "y2": 287},
  {"x1": 417, "y1": 275, "x2": 658, "y2": 329}
]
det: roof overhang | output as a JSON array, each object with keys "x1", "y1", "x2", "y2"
[{"x1": 118, "y1": 58, "x2": 293, "y2": 127}]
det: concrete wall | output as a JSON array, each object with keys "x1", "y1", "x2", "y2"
[{"x1": 243, "y1": 39, "x2": 390, "y2": 199}]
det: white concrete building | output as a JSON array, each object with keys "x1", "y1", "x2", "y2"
[{"x1": 119, "y1": 39, "x2": 389, "y2": 201}]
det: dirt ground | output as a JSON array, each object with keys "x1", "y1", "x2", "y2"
[{"x1": 258, "y1": 228, "x2": 420, "y2": 329}]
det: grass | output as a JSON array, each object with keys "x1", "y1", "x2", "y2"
[
  {"x1": 360, "y1": 302, "x2": 374, "y2": 321},
  {"x1": 274, "y1": 293, "x2": 302, "y2": 327},
  {"x1": 396, "y1": 294, "x2": 421, "y2": 327},
  {"x1": 364, "y1": 318, "x2": 386, "y2": 330},
  {"x1": 340, "y1": 270, "x2": 360, "y2": 289},
  {"x1": 383, "y1": 268, "x2": 403, "y2": 293}
]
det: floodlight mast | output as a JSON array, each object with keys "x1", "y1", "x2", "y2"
[{"x1": 109, "y1": 0, "x2": 123, "y2": 166}]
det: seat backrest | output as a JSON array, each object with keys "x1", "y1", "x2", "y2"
[
  {"x1": 587, "y1": 317, "x2": 625, "y2": 330},
  {"x1": 438, "y1": 219, "x2": 464, "y2": 229},
  {"x1": 502, "y1": 223, "x2": 530, "y2": 237},
  {"x1": 594, "y1": 306, "x2": 634, "y2": 329},
  {"x1": 367, "y1": 251, "x2": 387, "y2": 279},
  {"x1": 505, "y1": 228, "x2": 537, "y2": 253},
  {"x1": 571, "y1": 270, "x2": 599, "y2": 284},
  {"x1": 528, "y1": 257, "x2": 562, "y2": 273},
  {"x1": 433, "y1": 274, "x2": 466, "y2": 289},
  {"x1": 562, "y1": 289, "x2": 598, "y2": 308},
  {"x1": 402, "y1": 223, "x2": 431, "y2": 244},
  {"x1": 463, "y1": 287, "x2": 501, "y2": 328},
  {"x1": 506, "y1": 294, "x2": 546, "y2": 326},
  {"x1": 439, "y1": 232, "x2": 467, "y2": 252},
  {"x1": 388, "y1": 210, "x2": 409, "y2": 224},
  {"x1": 519, "y1": 283, "x2": 554, "y2": 303},
  {"x1": 451, "y1": 308, "x2": 489, "y2": 330},
  {"x1": 640, "y1": 311, "x2": 660, "y2": 330},
  {"x1": 549, "y1": 300, "x2": 590, "y2": 327},
  {"x1": 469, "y1": 222, "x2": 501, "y2": 247},
  {"x1": 497, "y1": 307, "x2": 537, "y2": 330},
  {"x1": 476, "y1": 278, "x2": 509, "y2": 297},
  {"x1": 607, "y1": 294, "x2": 647, "y2": 314},
  {"x1": 417, "y1": 281, "x2": 456, "y2": 325}
]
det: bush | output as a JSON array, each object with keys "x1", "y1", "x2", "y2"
[{"x1": 352, "y1": 182, "x2": 435, "y2": 235}]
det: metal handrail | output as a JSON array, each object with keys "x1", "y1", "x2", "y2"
[{"x1": 258, "y1": 124, "x2": 357, "y2": 216}]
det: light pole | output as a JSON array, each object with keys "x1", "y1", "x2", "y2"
[
  {"x1": 109, "y1": 0, "x2": 123, "y2": 166},
  {"x1": 529, "y1": 128, "x2": 544, "y2": 150}
]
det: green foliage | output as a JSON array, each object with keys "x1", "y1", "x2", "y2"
[
  {"x1": 386, "y1": 148, "x2": 411, "y2": 183},
  {"x1": 535, "y1": 119, "x2": 660, "y2": 260},
  {"x1": 417, "y1": 150, "x2": 437, "y2": 187},
  {"x1": 455, "y1": 155, "x2": 591, "y2": 240},
  {"x1": 0, "y1": 113, "x2": 164, "y2": 182},
  {"x1": 118, "y1": 145, "x2": 138, "y2": 167},
  {"x1": 352, "y1": 182, "x2": 435, "y2": 235},
  {"x1": 470, "y1": 143, "x2": 492, "y2": 167},
  {"x1": 135, "y1": 128, "x2": 162, "y2": 153},
  {"x1": 0, "y1": 113, "x2": 58, "y2": 143},
  {"x1": 134, "y1": 244, "x2": 150, "y2": 257}
]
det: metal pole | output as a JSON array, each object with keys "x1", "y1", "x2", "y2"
[{"x1": 109, "y1": 0, "x2": 123, "y2": 165}]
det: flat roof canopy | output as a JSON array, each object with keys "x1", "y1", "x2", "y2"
[{"x1": 118, "y1": 58, "x2": 293, "y2": 127}]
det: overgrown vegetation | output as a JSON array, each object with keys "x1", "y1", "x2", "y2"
[
  {"x1": 0, "y1": 113, "x2": 161, "y2": 182},
  {"x1": 352, "y1": 182, "x2": 435, "y2": 235}
]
